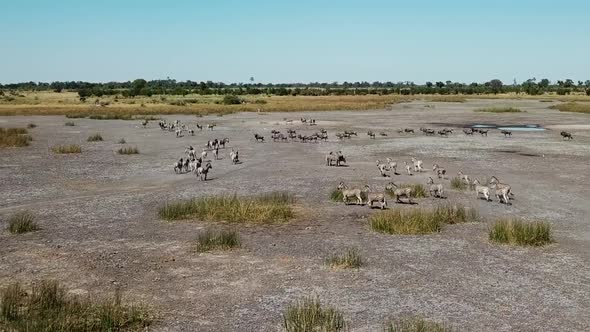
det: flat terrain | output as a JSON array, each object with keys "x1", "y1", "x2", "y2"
[{"x1": 1, "y1": 99, "x2": 589, "y2": 331}]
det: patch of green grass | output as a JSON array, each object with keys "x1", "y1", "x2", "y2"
[
  {"x1": 87, "y1": 133, "x2": 103, "y2": 142},
  {"x1": 489, "y1": 219, "x2": 553, "y2": 246},
  {"x1": 117, "y1": 146, "x2": 139, "y2": 154},
  {"x1": 330, "y1": 189, "x2": 344, "y2": 202},
  {"x1": 27, "y1": 123, "x2": 37, "y2": 129},
  {"x1": 550, "y1": 102, "x2": 590, "y2": 114},
  {"x1": 7, "y1": 211, "x2": 39, "y2": 234},
  {"x1": 386, "y1": 317, "x2": 454, "y2": 332},
  {"x1": 474, "y1": 107, "x2": 522, "y2": 113},
  {"x1": 0, "y1": 128, "x2": 32, "y2": 147},
  {"x1": 450, "y1": 177, "x2": 468, "y2": 190},
  {"x1": 283, "y1": 297, "x2": 347, "y2": 332},
  {"x1": 0, "y1": 280, "x2": 152, "y2": 331},
  {"x1": 117, "y1": 138, "x2": 126, "y2": 144},
  {"x1": 51, "y1": 144, "x2": 82, "y2": 154},
  {"x1": 158, "y1": 192, "x2": 295, "y2": 223},
  {"x1": 195, "y1": 228, "x2": 241, "y2": 252},
  {"x1": 370, "y1": 203, "x2": 478, "y2": 235},
  {"x1": 325, "y1": 247, "x2": 363, "y2": 269},
  {"x1": 386, "y1": 184, "x2": 427, "y2": 198},
  {"x1": 64, "y1": 121, "x2": 76, "y2": 126}
]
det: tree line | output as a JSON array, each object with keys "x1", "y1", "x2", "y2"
[{"x1": 1, "y1": 78, "x2": 589, "y2": 97}]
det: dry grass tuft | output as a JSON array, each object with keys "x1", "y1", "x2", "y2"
[
  {"x1": 64, "y1": 121, "x2": 76, "y2": 126},
  {"x1": 325, "y1": 247, "x2": 363, "y2": 269},
  {"x1": 0, "y1": 128, "x2": 32, "y2": 147},
  {"x1": 550, "y1": 102, "x2": 590, "y2": 114},
  {"x1": 450, "y1": 177, "x2": 468, "y2": 191},
  {"x1": 117, "y1": 146, "x2": 139, "y2": 154},
  {"x1": 489, "y1": 219, "x2": 553, "y2": 246},
  {"x1": 7, "y1": 211, "x2": 39, "y2": 234},
  {"x1": 474, "y1": 107, "x2": 522, "y2": 113},
  {"x1": 159, "y1": 192, "x2": 295, "y2": 223},
  {"x1": 386, "y1": 317, "x2": 454, "y2": 332},
  {"x1": 283, "y1": 297, "x2": 347, "y2": 332},
  {"x1": 51, "y1": 144, "x2": 82, "y2": 154},
  {"x1": 87, "y1": 133, "x2": 103, "y2": 142},
  {"x1": 195, "y1": 229, "x2": 241, "y2": 252}
]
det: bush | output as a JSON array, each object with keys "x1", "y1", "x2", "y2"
[
  {"x1": 158, "y1": 192, "x2": 295, "y2": 223},
  {"x1": 586, "y1": 88, "x2": 590, "y2": 96},
  {"x1": 65, "y1": 121, "x2": 75, "y2": 126},
  {"x1": 489, "y1": 219, "x2": 553, "y2": 246},
  {"x1": 221, "y1": 95, "x2": 242, "y2": 105},
  {"x1": 0, "y1": 280, "x2": 152, "y2": 330},
  {"x1": 51, "y1": 144, "x2": 82, "y2": 154},
  {"x1": 0, "y1": 128, "x2": 32, "y2": 147},
  {"x1": 7, "y1": 211, "x2": 39, "y2": 234},
  {"x1": 325, "y1": 247, "x2": 363, "y2": 269},
  {"x1": 87, "y1": 133, "x2": 103, "y2": 142},
  {"x1": 195, "y1": 229, "x2": 241, "y2": 252},
  {"x1": 386, "y1": 317, "x2": 454, "y2": 332},
  {"x1": 117, "y1": 146, "x2": 139, "y2": 154},
  {"x1": 283, "y1": 297, "x2": 347, "y2": 332}
]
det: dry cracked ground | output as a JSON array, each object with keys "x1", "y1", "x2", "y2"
[{"x1": 1, "y1": 99, "x2": 589, "y2": 331}]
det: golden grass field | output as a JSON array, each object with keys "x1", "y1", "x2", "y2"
[{"x1": 1, "y1": 91, "x2": 589, "y2": 116}]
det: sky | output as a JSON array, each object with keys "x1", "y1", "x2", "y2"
[{"x1": 1, "y1": 0, "x2": 588, "y2": 84}]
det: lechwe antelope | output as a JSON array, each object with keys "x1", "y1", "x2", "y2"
[
  {"x1": 385, "y1": 182, "x2": 414, "y2": 204},
  {"x1": 411, "y1": 157, "x2": 423, "y2": 172},
  {"x1": 473, "y1": 179, "x2": 491, "y2": 201},
  {"x1": 363, "y1": 185, "x2": 387, "y2": 209},
  {"x1": 337, "y1": 182, "x2": 363, "y2": 205},
  {"x1": 404, "y1": 161, "x2": 413, "y2": 176},
  {"x1": 490, "y1": 182, "x2": 511, "y2": 204},
  {"x1": 432, "y1": 164, "x2": 447, "y2": 179},
  {"x1": 489, "y1": 176, "x2": 514, "y2": 200},
  {"x1": 386, "y1": 158, "x2": 397, "y2": 174},
  {"x1": 196, "y1": 163, "x2": 212, "y2": 181},
  {"x1": 426, "y1": 177, "x2": 444, "y2": 198}
]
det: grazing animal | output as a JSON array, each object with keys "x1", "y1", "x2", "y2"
[
  {"x1": 457, "y1": 170, "x2": 471, "y2": 187},
  {"x1": 432, "y1": 164, "x2": 447, "y2": 179},
  {"x1": 188, "y1": 129, "x2": 195, "y2": 136},
  {"x1": 196, "y1": 163, "x2": 212, "y2": 181},
  {"x1": 344, "y1": 130, "x2": 357, "y2": 136},
  {"x1": 230, "y1": 149, "x2": 239, "y2": 164},
  {"x1": 219, "y1": 138, "x2": 229, "y2": 148},
  {"x1": 411, "y1": 157, "x2": 423, "y2": 172},
  {"x1": 404, "y1": 161, "x2": 413, "y2": 176},
  {"x1": 561, "y1": 131, "x2": 573, "y2": 140},
  {"x1": 427, "y1": 177, "x2": 444, "y2": 198},
  {"x1": 196, "y1": 123, "x2": 203, "y2": 131},
  {"x1": 473, "y1": 179, "x2": 491, "y2": 201},
  {"x1": 501, "y1": 130, "x2": 512, "y2": 137},
  {"x1": 201, "y1": 150, "x2": 208, "y2": 160},
  {"x1": 404, "y1": 128, "x2": 414, "y2": 134},
  {"x1": 367, "y1": 131, "x2": 376, "y2": 139},
  {"x1": 479, "y1": 129, "x2": 488, "y2": 136},
  {"x1": 463, "y1": 128, "x2": 474, "y2": 135},
  {"x1": 490, "y1": 182, "x2": 511, "y2": 204},
  {"x1": 141, "y1": 119, "x2": 148, "y2": 128},
  {"x1": 379, "y1": 132, "x2": 388, "y2": 136},
  {"x1": 174, "y1": 158, "x2": 184, "y2": 174},
  {"x1": 207, "y1": 124, "x2": 215, "y2": 131},
  {"x1": 386, "y1": 157, "x2": 397, "y2": 174},
  {"x1": 364, "y1": 185, "x2": 387, "y2": 209},
  {"x1": 254, "y1": 134, "x2": 265, "y2": 142},
  {"x1": 213, "y1": 147, "x2": 219, "y2": 160},
  {"x1": 376, "y1": 160, "x2": 389, "y2": 177},
  {"x1": 326, "y1": 151, "x2": 346, "y2": 166},
  {"x1": 489, "y1": 176, "x2": 514, "y2": 199},
  {"x1": 385, "y1": 182, "x2": 413, "y2": 204},
  {"x1": 425, "y1": 129, "x2": 435, "y2": 136},
  {"x1": 337, "y1": 182, "x2": 363, "y2": 205},
  {"x1": 175, "y1": 129, "x2": 183, "y2": 137},
  {"x1": 189, "y1": 158, "x2": 201, "y2": 173}
]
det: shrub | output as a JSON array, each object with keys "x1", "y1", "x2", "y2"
[
  {"x1": 283, "y1": 297, "x2": 346, "y2": 332},
  {"x1": 87, "y1": 133, "x2": 103, "y2": 142},
  {"x1": 489, "y1": 219, "x2": 553, "y2": 246},
  {"x1": 386, "y1": 317, "x2": 454, "y2": 332},
  {"x1": 586, "y1": 88, "x2": 590, "y2": 96},
  {"x1": 27, "y1": 123, "x2": 37, "y2": 129},
  {"x1": 65, "y1": 121, "x2": 75, "y2": 126},
  {"x1": 51, "y1": 144, "x2": 82, "y2": 154},
  {"x1": 158, "y1": 192, "x2": 294, "y2": 223},
  {"x1": 325, "y1": 247, "x2": 363, "y2": 269},
  {"x1": 195, "y1": 229, "x2": 241, "y2": 252},
  {"x1": 386, "y1": 184, "x2": 427, "y2": 198},
  {"x1": 450, "y1": 177, "x2": 468, "y2": 191},
  {"x1": 0, "y1": 128, "x2": 32, "y2": 147},
  {"x1": 0, "y1": 280, "x2": 151, "y2": 330},
  {"x1": 7, "y1": 211, "x2": 39, "y2": 234},
  {"x1": 474, "y1": 107, "x2": 522, "y2": 113},
  {"x1": 117, "y1": 146, "x2": 139, "y2": 154},
  {"x1": 221, "y1": 95, "x2": 242, "y2": 105}
]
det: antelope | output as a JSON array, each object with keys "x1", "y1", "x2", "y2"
[
  {"x1": 473, "y1": 179, "x2": 491, "y2": 201},
  {"x1": 254, "y1": 134, "x2": 264, "y2": 142},
  {"x1": 386, "y1": 157, "x2": 397, "y2": 174},
  {"x1": 411, "y1": 157, "x2": 423, "y2": 172},
  {"x1": 364, "y1": 185, "x2": 387, "y2": 209},
  {"x1": 141, "y1": 119, "x2": 148, "y2": 128},
  {"x1": 385, "y1": 182, "x2": 413, "y2": 204},
  {"x1": 337, "y1": 182, "x2": 363, "y2": 205},
  {"x1": 432, "y1": 164, "x2": 446, "y2": 179},
  {"x1": 379, "y1": 132, "x2": 388, "y2": 136},
  {"x1": 427, "y1": 177, "x2": 444, "y2": 198},
  {"x1": 457, "y1": 170, "x2": 471, "y2": 187},
  {"x1": 490, "y1": 182, "x2": 510, "y2": 204},
  {"x1": 404, "y1": 161, "x2": 413, "y2": 176},
  {"x1": 196, "y1": 163, "x2": 212, "y2": 181},
  {"x1": 207, "y1": 124, "x2": 215, "y2": 131},
  {"x1": 404, "y1": 128, "x2": 414, "y2": 133},
  {"x1": 489, "y1": 176, "x2": 514, "y2": 200},
  {"x1": 213, "y1": 147, "x2": 219, "y2": 160},
  {"x1": 174, "y1": 158, "x2": 184, "y2": 174},
  {"x1": 501, "y1": 130, "x2": 512, "y2": 137},
  {"x1": 367, "y1": 131, "x2": 376, "y2": 139},
  {"x1": 201, "y1": 149, "x2": 208, "y2": 160},
  {"x1": 561, "y1": 131, "x2": 573, "y2": 140},
  {"x1": 463, "y1": 128, "x2": 474, "y2": 135},
  {"x1": 376, "y1": 160, "x2": 389, "y2": 177}
]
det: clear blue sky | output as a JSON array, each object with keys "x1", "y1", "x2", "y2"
[{"x1": 1, "y1": 0, "x2": 588, "y2": 84}]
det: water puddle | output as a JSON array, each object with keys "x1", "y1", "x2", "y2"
[{"x1": 471, "y1": 124, "x2": 546, "y2": 131}]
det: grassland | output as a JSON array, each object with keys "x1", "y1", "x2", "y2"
[
  {"x1": 489, "y1": 219, "x2": 553, "y2": 246},
  {"x1": 51, "y1": 144, "x2": 82, "y2": 154},
  {"x1": 550, "y1": 102, "x2": 590, "y2": 114},
  {"x1": 0, "y1": 128, "x2": 32, "y2": 147},
  {"x1": 158, "y1": 192, "x2": 295, "y2": 223},
  {"x1": 0, "y1": 280, "x2": 151, "y2": 330}
]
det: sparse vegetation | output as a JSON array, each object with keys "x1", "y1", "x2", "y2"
[
  {"x1": 7, "y1": 211, "x2": 39, "y2": 234},
  {"x1": 489, "y1": 219, "x2": 553, "y2": 246},
  {"x1": 117, "y1": 146, "x2": 139, "y2": 154},
  {"x1": 474, "y1": 107, "x2": 522, "y2": 113},
  {"x1": 426, "y1": 95, "x2": 466, "y2": 103},
  {"x1": 330, "y1": 189, "x2": 344, "y2": 202},
  {"x1": 371, "y1": 203, "x2": 478, "y2": 235},
  {"x1": 386, "y1": 184, "x2": 427, "y2": 198},
  {"x1": 0, "y1": 280, "x2": 152, "y2": 330},
  {"x1": 65, "y1": 121, "x2": 75, "y2": 126},
  {"x1": 87, "y1": 133, "x2": 103, "y2": 142},
  {"x1": 386, "y1": 317, "x2": 454, "y2": 332},
  {"x1": 283, "y1": 297, "x2": 347, "y2": 332},
  {"x1": 450, "y1": 177, "x2": 468, "y2": 190},
  {"x1": 550, "y1": 102, "x2": 590, "y2": 114},
  {"x1": 325, "y1": 247, "x2": 363, "y2": 269},
  {"x1": 51, "y1": 144, "x2": 82, "y2": 154},
  {"x1": 195, "y1": 229, "x2": 241, "y2": 252},
  {"x1": 158, "y1": 192, "x2": 295, "y2": 223},
  {"x1": 0, "y1": 128, "x2": 32, "y2": 147},
  {"x1": 118, "y1": 138, "x2": 126, "y2": 144}
]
